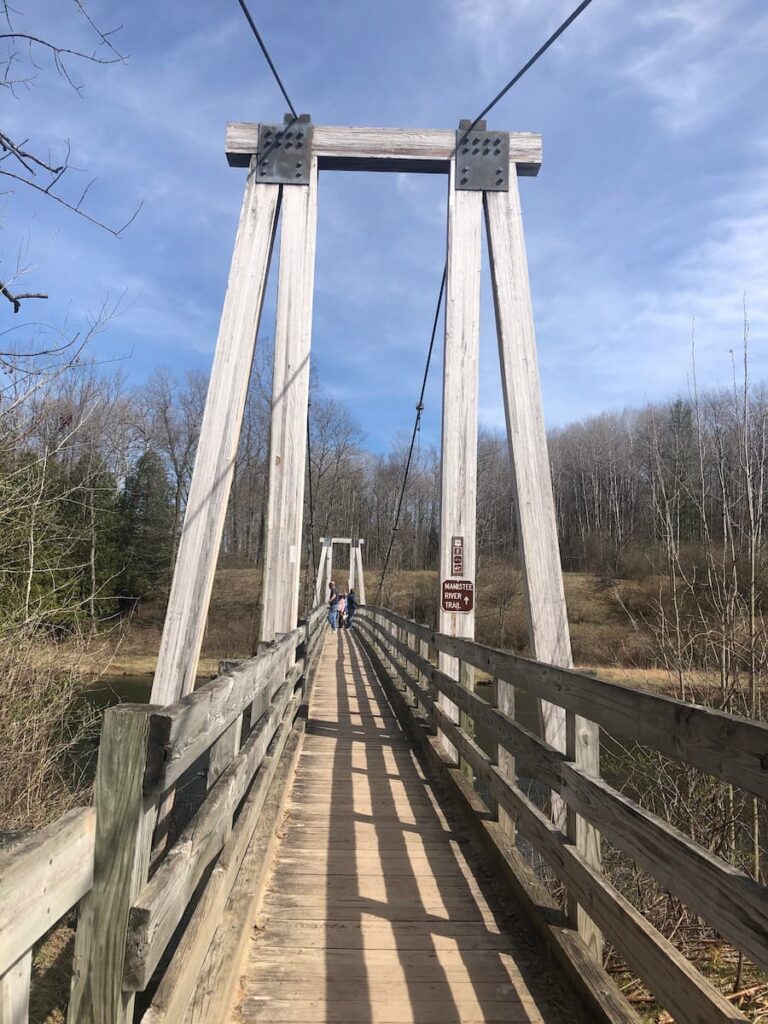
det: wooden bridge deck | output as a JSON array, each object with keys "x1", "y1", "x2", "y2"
[{"x1": 227, "y1": 630, "x2": 582, "y2": 1024}]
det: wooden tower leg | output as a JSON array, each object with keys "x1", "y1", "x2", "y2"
[
  {"x1": 260, "y1": 159, "x2": 319, "y2": 641},
  {"x1": 326, "y1": 541, "x2": 334, "y2": 598},
  {"x1": 484, "y1": 164, "x2": 602, "y2": 959},
  {"x1": 313, "y1": 541, "x2": 328, "y2": 606},
  {"x1": 437, "y1": 163, "x2": 482, "y2": 764},
  {"x1": 349, "y1": 540, "x2": 356, "y2": 592},
  {"x1": 355, "y1": 543, "x2": 366, "y2": 606},
  {"x1": 150, "y1": 165, "x2": 280, "y2": 705}
]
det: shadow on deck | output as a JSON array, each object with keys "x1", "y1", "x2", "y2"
[{"x1": 227, "y1": 630, "x2": 584, "y2": 1024}]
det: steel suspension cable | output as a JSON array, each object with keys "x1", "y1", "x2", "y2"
[
  {"x1": 374, "y1": 0, "x2": 599, "y2": 604},
  {"x1": 374, "y1": 268, "x2": 446, "y2": 605},
  {"x1": 235, "y1": 0, "x2": 323, "y2": 603},
  {"x1": 234, "y1": 0, "x2": 298, "y2": 118}
]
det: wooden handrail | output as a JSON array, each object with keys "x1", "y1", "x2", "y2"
[
  {"x1": 365, "y1": 605, "x2": 768, "y2": 798},
  {"x1": 124, "y1": 672, "x2": 299, "y2": 989},
  {"x1": 357, "y1": 608, "x2": 760, "y2": 1024},
  {"x1": 0, "y1": 807, "x2": 95, "y2": 1018},
  {"x1": 67, "y1": 606, "x2": 326, "y2": 1024}
]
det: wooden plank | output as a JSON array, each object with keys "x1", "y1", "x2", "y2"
[
  {"x1": 241, "y1": 947, "x2": 537, "y2": 980},
  {"x1": 0, "y1": 951, "x2": 30, "y2": 1024},
  {"x1": 561, "y1": 762, "x2": 768, "y2": 974},
  {"x1": 0, "y1": 808, "x2": 95, "y2": 976},
  {"x1": 260, "y1": 159, "x2": 319, "y2": 641},
  {"x1": 225, "y1": 123, "x2": 543, "y2": 176},
  {"x1": 494, "y1": 779, "x2": 745, "y2": 1023},
  {"x1": 140, "y1": 699, "x2": 301, "y2": 1023},
  {"x1": 437, "y1": 161, "x2": 482, "y2": 763},
  {"x1": 68, "y1": 707, "x2": 157, "y2": 1024},
  {"x1": 151, "y1": 167, "x2": 280, "y2": 704},
  {"x1": 125, "y1": 681, "x2": 296, "y2": 990},
  {"x1": 233, "y1": 991, "x2": 541, "y2": 1023}
]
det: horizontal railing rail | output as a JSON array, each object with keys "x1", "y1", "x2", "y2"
[
  {"x1": 0, "y1": 807, "x2": 95, "y2": 1021},
  {"x1": 365, "y1": 606, "x2": 768, "y2": 798},
  {"x1": 65, "y1": 602, "x2": 326, "y2": 1024},
  {"x1": 357, "y1": 606, "x2": 766, "y2": 1024}
]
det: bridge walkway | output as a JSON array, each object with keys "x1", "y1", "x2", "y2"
[{"x1": 227, "y1": 629, "x2": 583, "y2": 1024}]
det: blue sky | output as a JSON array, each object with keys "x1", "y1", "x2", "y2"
[{"x1": 3, "y1": 0, "x2": 768, "y2": 450}]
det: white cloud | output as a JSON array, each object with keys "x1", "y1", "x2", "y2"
[
  {"x1": 445, "y1": 0, "x2": 768, "y2": 136},
  {"x1": 523, "y1": 150, "x2": 768, "y2": 424}
]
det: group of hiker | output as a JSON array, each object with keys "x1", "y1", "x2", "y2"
[{"x1": 327, "y1": 580, "x2": 357, "y2": 632}]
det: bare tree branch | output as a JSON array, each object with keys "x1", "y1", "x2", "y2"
[
  {"x1": 0, "y1": 2, "x2": 137, "y2": 259},
  {"x1": 0, "y1": 280, "x2": 47, "y2": 313}
]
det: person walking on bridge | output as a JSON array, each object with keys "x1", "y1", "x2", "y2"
[
  {"x1": 345, "y1": 588, "x2": 357, "y2": 629},
  {"x1": 327, "y1": 581, "x2": 339, "y2": 631}
]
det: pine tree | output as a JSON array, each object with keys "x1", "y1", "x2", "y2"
[{"x1": 117, "y1": 450, "x2": 175, "y2": 610}]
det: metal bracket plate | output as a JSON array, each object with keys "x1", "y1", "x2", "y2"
[
  {"x1": 256, "y1": 115, "x2": 313, "y2": 185},
  {"x1": 455, "y1": 123, "x2": 510, "y2": 191}
]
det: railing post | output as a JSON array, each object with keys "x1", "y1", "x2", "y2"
[
  {"x1": 458, "y1": 659, "x2": 476, "y2": 784},
  {"x1": 68, "y1": 706, "x2": 158, "y2": 1024},
  {"x1": 417, "y1": 633, "x2": 432, "y2": 724},
  {"x1": 207, "y1": 717, "x2": 243, "y2": 790},
  {"x1": 404, "y1": 626, "x2": 418, "y2": 714},
  {"x1": 0, "y1": 951, "x2": 31, "y2": 1024},
  {"x1": 495, "y1": 676, "x2": 516, "y2": 840}
]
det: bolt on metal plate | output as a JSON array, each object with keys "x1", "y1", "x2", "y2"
[
  {"x1": 455, "y1": 127, "x2": 510, "y2": 191},
  {"x1": 256, "y1": 116, "x2": 313, "y2": 185}
]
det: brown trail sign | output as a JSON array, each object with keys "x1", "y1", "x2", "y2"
[{"x1": 442, "y1": 579, "x2": 474, "y2": 612}]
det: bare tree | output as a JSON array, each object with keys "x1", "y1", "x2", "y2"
[{"x1": 1, "y1": 0, "x2": 140, "y2": 313}]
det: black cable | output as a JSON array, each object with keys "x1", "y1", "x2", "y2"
[
  {"x1": 375, "y1": 267, "x2": 446, "y2": 605},
  {"x1": 457, "y1": 0, "x2": 598, "y2": 147},
  {"x1": 374, "y1": 0, "x2": 598, "y2": 605},
  {"x1": 234, "y1": 0, "x2": 298, "y2": 119}
]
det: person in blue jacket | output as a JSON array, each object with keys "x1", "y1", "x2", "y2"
[{"x1": 345, "y1": 588, "x2": 357, "y2": 629}]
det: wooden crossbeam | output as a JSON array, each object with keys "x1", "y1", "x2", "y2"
[{"x1": 226, "y1": 123, "x2": 542, "y2": 176}]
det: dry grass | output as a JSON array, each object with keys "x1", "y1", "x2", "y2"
[
  {"x1": 29, "y1": 922, "x2": 75, "y2": 1024},
  {"x1": 381, "y1": 564, "x2": 646, "y2": 668},
  {"x1": 0, "y1": 629, "x2": 99, "y2": 833}
]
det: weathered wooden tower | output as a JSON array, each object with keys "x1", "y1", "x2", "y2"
[{"x1": 147, "y1": 116, "x2": 600, "y2": 953}]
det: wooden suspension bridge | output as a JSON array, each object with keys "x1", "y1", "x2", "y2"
[{"x1": 2, "y1": 119, "x2": 768, "y2": 1024}]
